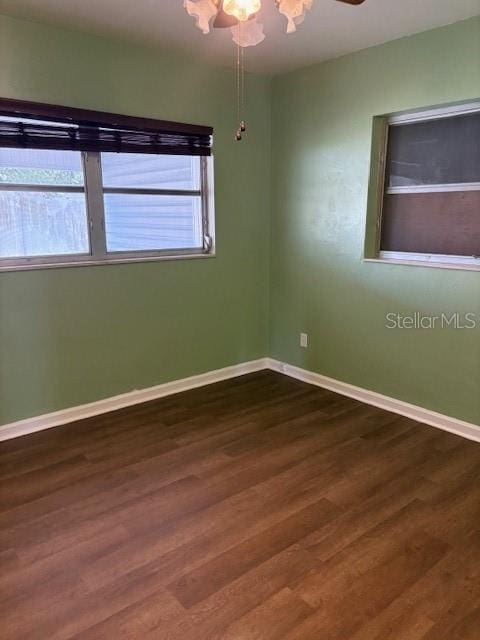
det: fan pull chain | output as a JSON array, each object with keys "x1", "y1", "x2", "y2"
[{"x1": 235, "y1": 33, "x2": 246, "y2": 141}]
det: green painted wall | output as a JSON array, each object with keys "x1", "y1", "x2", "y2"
[
  {"x1": 1, "y1": 15, "x2": 479, "y2": 427},
  {"x1": 0, "y1": 15, "x2": 271, "y2": 424},
  {"x1": 270, "y1": 18, "x2": 480, "y2": 425}
]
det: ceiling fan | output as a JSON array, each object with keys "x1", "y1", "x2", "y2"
[
  {"x1": 185, "y1": 0, "x2": 367, "y2": 45},
  {"x1": 184, "y1": 0, "x2": 367, "y2": 140},
  {"x1": 213, "y1": 0, "x2": 366, "y2": 29}
]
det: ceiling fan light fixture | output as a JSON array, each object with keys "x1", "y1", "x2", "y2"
[
  {"x1": 184, "y1": 0, "x2": 218, "y2": 34},
  {"x1": 277, "y1": 0, "x2": 313, "y2": 34},
  {"x1": 183, "y1": 0, "x2": 367, "y2": 141},
  {"x1": 231, "y1": 16, "x2": 266, "y2": 47},
  {"x1": 223, "y1": 0, "x2": 262, "y2": 22},
  {"x1": 185, "y1": 0, "x2": 367, "y2": 43}
]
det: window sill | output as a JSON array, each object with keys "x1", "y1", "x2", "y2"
[
  {"x1": 0, "y1": 251, "x2": 216, "y2": 273},
  {"x1": 364, "y1": 257, "x2": 480, "y2": 272}
]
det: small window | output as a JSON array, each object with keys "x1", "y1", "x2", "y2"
[
  {"x1": 0, "y1": 148, "x2": 89, "y2": 259},
  {"x1": 0, "y1": 101, "x2": 214, "y2": 271},
  {"x1": 366, "y1": 102, "x2": 480, "y2": 269}
]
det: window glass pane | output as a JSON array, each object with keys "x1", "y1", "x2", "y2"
[
  {"x1": 381, "y1": 191, "x2": 480, "y2": 256},
  {"x1": 101, "y1": 153, "x2": 200, "y2": 190},
  {"x1": 386, "y1": 112, "x2": 480, "y2": 187},
  {"x1": 0, "y1": 191, "x2": 89, "y2": 258},
  {"x1": 0, "y1": 148, "x2": 84, "y2": 186},
  {"x1": 104, "y1": 194, "x2": 202, "y2": 252}
]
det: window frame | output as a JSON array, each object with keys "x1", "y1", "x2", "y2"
[
  {"x1": 364, "y1": 100, "x2": 480, "y2": 271},
  {"x1": 0, "y1": 150, "x2": 215, "y2": 272}
]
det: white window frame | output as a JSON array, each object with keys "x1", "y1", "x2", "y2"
[
  {"x1": 0, "y1": 150, "x2": 215, "y2": 272},
  {"x1": 366, "y1": 100, "x2": 480, "y2": 271}
]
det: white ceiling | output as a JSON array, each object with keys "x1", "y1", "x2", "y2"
[{"x1": 0, "y1": 0, "x2": 479, "y2": 74}]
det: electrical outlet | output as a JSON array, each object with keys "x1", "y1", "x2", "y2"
[{"x1": 300, "y1": 333, "x2": 308, "y2": 348}]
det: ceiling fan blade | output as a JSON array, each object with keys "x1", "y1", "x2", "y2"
[{"x1": 335, "y1": 0, "x2": 366, "y2": 4}]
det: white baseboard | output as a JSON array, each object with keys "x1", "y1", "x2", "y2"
[
  {"x1": 0, "y1": 358, "x2": 269, "y2": 442},
  {"x1": 267, "y1": 358, "x2": 480, "y2": 444},
  {"x1": 1, "y1": 356, "x2": 478, "y2": 444}
]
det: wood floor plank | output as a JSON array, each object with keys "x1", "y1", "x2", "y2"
[
  {"x1": 167, "y1": 498, "x2": 340, "y2": 608},
  {"x1": 68, "y1": 587, "x2": 184, "y2": 640},
  {"x1": 144, "y1": 544, "x2": 318, "y2": 640},
  {"x1": 348, "y1": 540, "x2": 480, "y2": 640},
  {"x1": 1, "y1": 370, "x2": 479, "y2": 639},
  {"x1": 284, "y1": 531, "x2": 450, "y2": 640},
  {"x1": 220, "y1": 587, "x2": 314, "y2": 640},
  {"x1": 19, "y1": 575, "x2": 183, "y2": 640}
]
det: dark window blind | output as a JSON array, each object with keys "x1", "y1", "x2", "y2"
[{"x1": 0, "y1": 98, "x2": 212, "y2": 157}]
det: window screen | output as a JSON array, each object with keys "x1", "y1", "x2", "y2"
[
  {"x1": 380, "y1": 109, "x2": 480, "y2": 261},
  {"x1": 386, "y1": 113, "x2": 480, "y2": 187}
]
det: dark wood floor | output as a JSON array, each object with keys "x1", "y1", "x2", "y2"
[{"x1": 1, "y1": 370, "x2": 480, "y2": 639}]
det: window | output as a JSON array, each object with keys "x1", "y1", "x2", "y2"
[
  {"x1": 0, "y1": 148, "x2": 89, "y2": 259},
  {"x1": 0, "y1": 100, "x2": 214, "y2": 271},
  {"x1": 366, "y1": 102, "x2": 480, "y2": 269},
  {"x1": 100, "y1": 153, "x2": 205, "y2": 253}
]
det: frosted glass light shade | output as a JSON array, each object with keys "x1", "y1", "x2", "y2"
[
  {"x1": 278, "y1": 0, "x2": 313, "y2": 33},
  {"x1": 231, "y1": 17, "x2": 265, "y2": 47},
  {"x1": 184, "y1": 0, "x2": 219, "y2": 34},
  {"x1": 223, "y1": 0, "x2": 262, "y2": 22}
]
